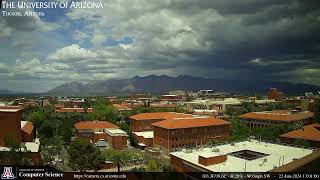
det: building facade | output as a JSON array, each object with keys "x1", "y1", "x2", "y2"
[
  {"x1": 239, "y1": 110, "x2": 314, "y2": 130},
  {"x1": 0, "y1": 106, "x2": 40, "y2": 165},
  {"x1": 74, "y1": 121, "x2": 128, "y2": 150},
  {"x1": 129, "y1": 112, "x2": 193, "y2": 132},
  {"x1": 0, "y1": 107, "x2": 22, "y2": 146},
  {"x1": 152, "y1": 117, "x2": 230, "y2": 152}
]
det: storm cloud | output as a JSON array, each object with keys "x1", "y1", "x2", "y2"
[{"x1": 0, "y1": 0, "x2": 319, "y2": 92}]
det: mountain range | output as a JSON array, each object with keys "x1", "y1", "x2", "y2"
[
  {"x1": 45, "y1": 75, "x2": 320, "y2": 96},
  {"x1": 0, "y1": 89, "x2": 23, "y2": 94}
]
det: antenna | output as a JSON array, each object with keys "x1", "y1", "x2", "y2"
[
  {"x1": 278, "y1": 157, "x2": 281, "y2": 167},
  {"x1": 244, "y1": 161, "x2": 247, "y2": 172}
]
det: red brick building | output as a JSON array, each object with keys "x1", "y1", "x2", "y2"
[
  {"x1": 280, "y1": 123, "x2": 320, "y2": 147},
  {"x1": 267, "y1": 88, "x2": 285, "y2": 101},
  {"x1": 0, "y1": 106, "x2": 22, "y2": 145},
  {"x1": 74, "y1": 121, "x2": 128, "y2": 150},
  {"x1": 129, "y1": 112, "x2": 193, "y2": 132},
  {"x1": 239, "y1": 110, "x2": 314, "y2": 130},
  {"x1": 132, "y1": 131, "x2": 154, "y2": 148},
  {"x1": 152, "y1": 117, "x2": 230, "y2": 152},
  {"x1": 0, "y1": 106, "x2": 40, "y2": 165}
]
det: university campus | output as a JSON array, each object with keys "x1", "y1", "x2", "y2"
[{"x1": 0, "y1": 0, "x2": 320, "y2": 179}]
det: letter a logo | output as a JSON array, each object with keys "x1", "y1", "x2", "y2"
[{"x1": 1, "y1": 167, "x2": 15, "y2": 179}]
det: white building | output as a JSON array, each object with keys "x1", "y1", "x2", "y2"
[{"x1": 170, "y1": 139, "x2": 315, "y2": 172}]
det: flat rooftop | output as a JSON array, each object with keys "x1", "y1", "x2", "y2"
[
  {"x1": 170, "y1": 139, "x2": 314, "y2": 172},
  {"x1": 105, "y1": 128, "x2": 128, "y2": 136},
  {"x1": 133, "y1": 131, "x2": 154, "y2": 139},
  {"x1": 0, "y1": 138, "x2": 40, "y2": 153}
]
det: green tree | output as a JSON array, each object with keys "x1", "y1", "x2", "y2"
[
  {"x1": 293, "y1": 139, "x2": 311, "y2": 147},
  {"x1": 288, "y1": 121, "x2": 304, "y2": 131},
  {"x1": 28, "y1": 111, "x2": 47, "y2": 129},
  {"x1": 145, "y1": 160, "x2": 163, "y2": 172},
  {"x1": 229, "y1": 117, "x2": 250, "y2": 141},
  {"x1": 102, "y1": 149, "x2": 142, "y2": 172},
  {"x1": 42, "y1": 136, "x2": 64, "y2": 165},
  {"x1": 39, "y1": 120, "x2": 56, "y2": 140},
  {"x1": 314, "y1": 100, "x2": 320, "y2": 123},
  {"x1": 89, "y1": 101, "x2": 118, "y2": 122},
  {"x1": 67, "y1": 138, "x2": 104, "y2": 172}
]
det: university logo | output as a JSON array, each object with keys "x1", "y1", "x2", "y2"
[{"x1": 1, "y1": 167, "x2": 15, "y2": 180}]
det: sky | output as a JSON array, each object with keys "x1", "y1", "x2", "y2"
[{"x1": 0, "y1": 0, "x2": 320, "y2": 93}]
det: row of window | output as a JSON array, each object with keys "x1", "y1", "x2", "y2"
[
  {"x1": 170, "y1": 127, "x2": 223, "y2": 135},
  {"x1": 171, "y1": 142, "x2": 201, "y2": 148},
  {"x1": 171, "y1": 131, "x2": 221, "y2": 141}
]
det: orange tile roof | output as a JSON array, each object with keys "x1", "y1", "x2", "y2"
[
  {"x1": 21, "y1": 121, "x2": 34, "y2": 135},
  {"x1": 129, "y1": 112, "x2": 193, "y2": 121},
  {"x1": 239, "y1": 110, "x2": 313, "y2": 122},
  {"x1": 280, "y1": 123, "x2": 320, "y2": 142},
  {"x1": 113, "y1": 104, "x2": 132, "y2": 111},
  {"x1": 0, "y1": 106, "x2": 23, "y2": 110},
  {"x1": 152, "y1": 117, "x2": 230, "y2": 129},
  {"x1": 75, "y1": 121, "x2": 118, "y2": 130},
  {"x1": 56, "y1": 108, "x2": 93, "y2": 113}
]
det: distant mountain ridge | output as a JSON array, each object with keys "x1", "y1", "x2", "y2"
[
  {"x1": 0, "y1": 89, "x2": 20, "y2": 94},
  {"x1": 46, "y1": 75, "x2": 320, "y2": 96}
]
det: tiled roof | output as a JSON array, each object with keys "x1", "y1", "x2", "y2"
[
  {"x1": 280, "y1": 123, "x2": 320, "y2": 142},
  {"x1": 21, "y1": 121, "x2": 34, "y2": 135},
  {"x1": 75, "y1": 121, "x2": 118, "y2": 130},
  {"x1": 0, "y1": 106, "x2": 22, "y2": 112},
  {"x1": 239, "y1": 110, "x2": 313, "y2": 122},
  {"x1": 56, "y1": 108, "x2": 93, "y2": 113},
  {"x1": 152, "y1": 117, "x2": 230, "y2": 129},
  {"x1": 112, "y1": 104, "x2": 132, "y2": 111},
  {"x1": 129, "y1": 112, "x2": 193, "y2": 121}
]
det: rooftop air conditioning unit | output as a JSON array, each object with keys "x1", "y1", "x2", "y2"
[{"x1": 212, "y1": 148, "x2": 220, "y2": 152}]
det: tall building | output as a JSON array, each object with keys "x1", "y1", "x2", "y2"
[
  {"x1": 0, "y1": 106, "x2": 22, "y2": 145},
  {"x1": 0, "y1": 106, "x2": 40, "y2": 164},
  {"x1": 267, "y1": 88, "x2": 285, "y2": 101}
]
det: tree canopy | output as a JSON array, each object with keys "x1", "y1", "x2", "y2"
[
  {"x1": 102, "y1": 148, "x2": 142, "y2": 172},
  {"x1": 67, "y1": 138, "x2": 104, "y2": 172}
]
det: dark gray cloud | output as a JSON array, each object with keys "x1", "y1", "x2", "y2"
[{"x1": 0, "y1": 0, "x2": 320, "y2": 92}]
